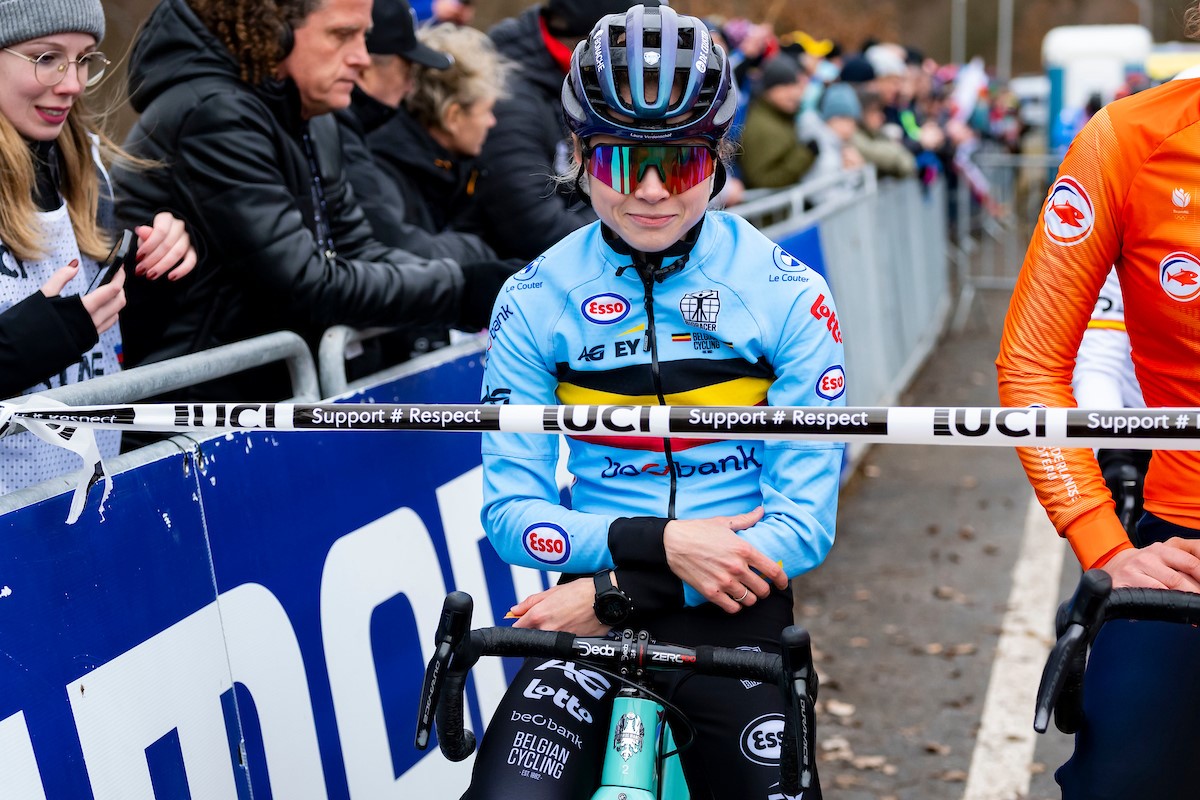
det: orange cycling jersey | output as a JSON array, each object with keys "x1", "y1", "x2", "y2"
[{"x1": 998, "y1": 78, "x2": 1200, "y2": 570}]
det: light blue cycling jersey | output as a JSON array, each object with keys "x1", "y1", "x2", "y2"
[{"x1": 480, "y1": 210, "x2": 845, "y2": 606}]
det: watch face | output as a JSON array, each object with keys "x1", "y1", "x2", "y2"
[{"x1": 598, "y1": 594, "x2": 629, "y2": 624}]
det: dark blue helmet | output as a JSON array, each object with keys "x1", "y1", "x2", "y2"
[{"x1": 561, "y1": 4, "x2": 737, "y2": 145}]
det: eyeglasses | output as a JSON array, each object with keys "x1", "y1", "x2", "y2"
[
  {"x1": 584, "y1": 144, "x2": 717, "y2": 195},
  {"x1": 3, "y1": 49, "x2": 110, "y2": 88}
]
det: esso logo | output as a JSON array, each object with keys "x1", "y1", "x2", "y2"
[
  {"x1": 739, "y1": 714, "x2": 785, "y2": 765},
  {"x1": 522, "y1": 523, "x2": 571, "y2": 565},
  {"x1": 1043, "y1": 176, "x2": 1094, "y2": 247},
  {"x1": 581, "y1": 293, "x2": 630, "y2": 325},
  {"x1": 1159, "y1": 251, "x2": 1200, "y2": 302},
  {"x1": 816, "y1": 365, "x2": 846, "y2": 400},
  {"x1": 773, "y1": 246, "x2": 808, "y2": 273},
  {"x1": 515, "y1": 257, "x2": 543, "y2": 282}
]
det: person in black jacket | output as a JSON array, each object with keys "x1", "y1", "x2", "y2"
[
  {"x1": 113, "y1": 0, "x2": 514, "y2": 402},
  {"x1": 337, "y1": 0, "x2": 495, "y2": 265},
  {"x1": 367, "y1": 23, "x2": 512, "y2": 244},
  {"x1": 0, "y1": 0, "x2": 196, "y2": 493},
  {"x1": 473, "y1": 0, "x2": 660, "y2": 261}
]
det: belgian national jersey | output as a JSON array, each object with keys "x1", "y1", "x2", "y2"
[{"x1": 998, "y1": 78, "x2": 1200, "y2": 568}]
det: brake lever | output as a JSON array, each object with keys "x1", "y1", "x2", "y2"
[
  {"x1": 781, "y1": 625, "x2": 817, "y2": 791},
  {"x1": 415, "y1": 591, "x2": 473, "y2": 749},
  {"x1": 1033, "y1": 569, "x2": 1110, "y2": 733}
]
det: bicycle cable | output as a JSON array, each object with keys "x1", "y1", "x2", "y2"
[{"x1": 583, "y1": 662, "x2": 699, "y2": 760}]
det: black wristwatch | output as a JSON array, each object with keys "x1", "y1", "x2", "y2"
[{"x1": 592, "y1": 570, "x2": 633, "y2": 626}]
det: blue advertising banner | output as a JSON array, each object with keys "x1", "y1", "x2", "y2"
[{"x1": 0, "y1": 344, "x2": 547, "y2": 799}]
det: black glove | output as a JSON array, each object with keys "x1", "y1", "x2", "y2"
[{"x1": 457, "y1": 259, "x2": 525, "y2": 331}]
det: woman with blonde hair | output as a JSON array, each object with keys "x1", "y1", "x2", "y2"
[
  {"x1": 367, "y1": 22, "x2": 514, "y2": 238},
  {"x1": 0, "y1": 0, "x2": 195, "y2": 492}
]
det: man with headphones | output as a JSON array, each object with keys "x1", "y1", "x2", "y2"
[{"x1": 111, "y1": 0, "x2": 517, "y2": 403}]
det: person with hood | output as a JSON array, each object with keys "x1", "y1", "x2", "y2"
[
  {"x1": 338, "y1": 0, "x2": 496, "y2": 265},
  {"x1": 473, "y1": 0, "x2": 658, "y2": 261},
  {"x1": 112, "y1": 0, "x2": 516, "y2": 402},
  {"x1": 0, "y1": 0, "x2": 196, "y2": 492}
]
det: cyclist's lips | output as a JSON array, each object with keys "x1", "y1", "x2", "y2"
[{"x1": 626, "y1": 212, "x2": 677, "y2": 228}]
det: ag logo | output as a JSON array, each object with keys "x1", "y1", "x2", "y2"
[
  {"x1": 740, "y1": 713, "x2": 785, "y2": 766},
  {"x1": 773, "y1": 246, "x2": 808, "y2": 273},
  {"x1": 816, "y1": 365, "x2": 846, "y2": 400},
  {"x1": 1043, "y1": 176, "x2": 1094, "y2": 247},
  {"x1": 1159, "y1": 251, "x2": 1200, "y2": 302},
  {"x1": 515, "y1": 256, "x2": 543, "y2": 281},
  {"x1": 522, "y1": 523, "x2": 571, "y2": 565},
  {"x1": 581, "y1": 293, "x2": 630, "y2": 325}
]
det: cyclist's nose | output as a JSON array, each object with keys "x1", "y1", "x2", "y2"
[
  {"x1": 54, "y1": 65, "x2": 84, "y2": 97},
  {"x1": 634, "y1": 167, "x2": 671, "y2": 201}
]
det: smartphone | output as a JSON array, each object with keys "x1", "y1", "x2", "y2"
[{"x1": 87, "y1": 229, "x2": 135, "y2": 292}]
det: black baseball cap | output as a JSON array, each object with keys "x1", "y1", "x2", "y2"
[{"x1": 366, "y1": 0, "x2": 453, "y2": 69}]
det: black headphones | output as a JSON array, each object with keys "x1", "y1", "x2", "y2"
[{"x1": 278, "y1": 20, "x2": 295, "y2": 59}]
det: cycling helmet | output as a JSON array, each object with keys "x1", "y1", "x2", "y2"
[{"x1": 561, "y1": 4, "x2": 737, "y2": 145}]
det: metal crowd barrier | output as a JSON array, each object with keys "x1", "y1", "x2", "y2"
[{"x1": 952, "y1": 147, "x2": 1063, "y2": 329}]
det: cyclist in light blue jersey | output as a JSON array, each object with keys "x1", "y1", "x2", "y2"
[{"x1": 469, "y1": 6, "x2": 844, "y2": 797}]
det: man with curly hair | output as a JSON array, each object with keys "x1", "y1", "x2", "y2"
[{"x1": 111, "y1": 0, "x2": 516, "y2": 402}]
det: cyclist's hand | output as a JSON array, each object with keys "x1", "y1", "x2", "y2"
[
  {"x1": 663, "y1": 506, "x2": 788, "y2": 614},
  {"x1": 135, "y1": 211, "x2": 197, "y2": 281},
  {"x1": 1103, "y1": 538, "x2": 1200, "y2": 592},
  {"x1": 510, "y1": 580, "x2": 610, "y2": 637}
]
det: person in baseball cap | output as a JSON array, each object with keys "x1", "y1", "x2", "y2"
[{"x1": 366, "y1": 0, "x2": 453, "y2": 72}]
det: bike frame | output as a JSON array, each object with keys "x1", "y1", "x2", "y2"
[{"x1": 592, "y1": 689, "x2": 688, "y2": 800}]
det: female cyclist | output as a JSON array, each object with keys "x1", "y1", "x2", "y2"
[
  {"x1": 472, "y1": 6, "x2": 843, "y2": 798},
  {"x1": 0, "y1": 0, "x2": 195, "y2": 492}
]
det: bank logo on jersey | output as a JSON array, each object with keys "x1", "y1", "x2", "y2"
[
  {"x1": 1159, "y1": 251, "x2": 1200, "y2": 302},
  {"x1": 680, "y1": 290, "x2": 720, "y2": 331},
  {"x1": 581, "y1": 293, "x2": 630, "y2": 325},
  {"x1": 740, "y1": 713, "x2": 785, "y2": 765},
  {"x1": 1043, "y1": 176, "x2": 1094, "y2": 247},
  {"x1": 522, "y1": 522, "x2": 571, "y2": 565},
  {"x1": 773, "y1": 246, "x2": 808, "y2": 273}
]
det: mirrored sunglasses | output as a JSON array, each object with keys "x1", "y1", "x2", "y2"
[{"x1": 586, "y1": 144, "x2": 717, "y2": 195}]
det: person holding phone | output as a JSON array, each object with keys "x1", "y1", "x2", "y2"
[{"x1": 0, "y1": 0, "x2": 196, "y2": 494}]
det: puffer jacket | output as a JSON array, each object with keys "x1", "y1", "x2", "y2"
[
  {"x1": 474, "y1": 7, "x2": 595, "y2": 260},
  {"x1": 113, "y1": 0, "x2": 465, "y2": 400}
]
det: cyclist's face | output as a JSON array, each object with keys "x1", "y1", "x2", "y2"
[
  {"x1": 0, "y1": 33, "x2": 95, "y2": 141},
  {"x1": 279, "y1": 0, "x2": 372, "y2": 118},
  {"x1": 585, "y1": 136, "x2": 713, "y2": 254}
]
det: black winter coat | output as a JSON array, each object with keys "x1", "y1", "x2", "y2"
[
  {"x1": 338, "y1": 89, "x2": 495, "y2": 264},
  {"x1": 113, "y1": 0, "x2": 465, "y2": 401},
  {"x1": 474, "y1": 7, "x2": 595, "y2": 260}
]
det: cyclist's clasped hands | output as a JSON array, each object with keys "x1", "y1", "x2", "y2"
[{"x1": 664, "y1": 506, "x2": 788, "y2": 613}]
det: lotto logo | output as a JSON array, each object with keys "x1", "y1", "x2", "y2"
[{"x1": 522, "y1": 523, "x2": 571, "y2": 565}]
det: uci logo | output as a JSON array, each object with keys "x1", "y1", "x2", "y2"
[
  {"x1": 522, "y1": 523, "x2": 571, "y2": 565},
  {"x1": 816, "y1": 365, "x2": 845, "y2": 400},
  {"x1": 773, "y1": 246, "x2": 808, "y2": 273},
  {"x1": 581, "y1": 293, "x2": 630, "y2": 325},
  {"x1": 739, "y1": 714, "x2": 785, "y2": 766}
]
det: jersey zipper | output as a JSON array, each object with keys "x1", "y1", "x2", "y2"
[{"x1": 638, "y1": 269, "x2": 678, "y2": 519}]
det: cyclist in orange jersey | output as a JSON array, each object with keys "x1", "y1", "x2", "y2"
[{"x1": 997, "y1": 8, "x2": 1200, "y2": 796}]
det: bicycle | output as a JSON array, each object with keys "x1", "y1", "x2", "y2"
[
  {"x1": 415, "y1": 591, "x2": 821, "y2": 799},
  {"x1": 1034, "y1": 568, "x2": 1200, "y2": 735}
]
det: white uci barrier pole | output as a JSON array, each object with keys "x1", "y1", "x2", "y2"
[{"x1": 7, "y1": 400, "x2": 1200, "y2": 449}]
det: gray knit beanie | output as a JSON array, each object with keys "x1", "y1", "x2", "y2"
[{"x1": 0, "y1": 0, "x2": 106, "y2": 50}]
